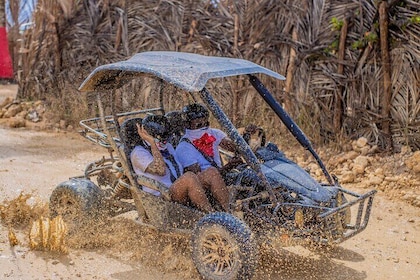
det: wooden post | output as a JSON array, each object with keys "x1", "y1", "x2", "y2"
[
  {"x1": 234, "y1": 14, "x2": 239, "y2": 52},
  {"x1": 284, "y1": 26, "x2": 297, "y2": 114},
  {"x1": 53, "y1": 4, "x2": 61, "y2": 72},
  {"x1": 333, "y1": 17, "x2": 349, "y2": 134},
  {"x1": 379, "y1": 1, "x2": 393, "y2": 150},
  {"x1": 0, "y1": 0, "x2": 4, "y2": 26}
]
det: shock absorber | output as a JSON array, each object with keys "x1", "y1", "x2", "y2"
[
  {"x1": 111, "y1": 161, "x2": 132, "y2": 199},
  {"x1": 112, "y1": 179, "x2": 132, "y2": 199}
]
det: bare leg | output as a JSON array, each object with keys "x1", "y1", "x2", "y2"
[
  {"x1": 169, "y1": 171, "x2": 214, "y2": 213},
  {"x1": 198, "y1": 167, "x2": 230, "y2": 212}
]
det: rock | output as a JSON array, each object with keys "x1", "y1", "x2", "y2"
[
  {"x1": 8, "y1": 117, "x2": 26, "y2": 128},
  {"x1": 356, "y1": 137, "x2": 368, "y2": 148},
  {"x1": 16, "y1": 110, "x2": 27, "y2": 119},
  {"x1": 340, "y1": 171, "x2": 356, "y2": 183},
  {"x1": 59, "y1": 120, "x2": 67, "y2": 130},
  {"x1": 314, "y1": 169, "x2": 322, "y2": 177},
  {"x1": 384, "y1": 176, "x2": 399, "y2": 182},
  {"x1": 329, "y1": 154, "x2": 345, "y2": 166},
  {"x1": 405, "y1": 151, "x2": 420, "y2": 173},
  {"x1": 374, "y1": 168, "x2": 384, "y2": 176},
  {"x1": 352, "y1": 155, "x2": 369, "y2": 175},
  {"x1": 367, "y1": 174, "x2": 384, "y2": 185},
  {"x1": 342, "y1": 162, "x2": 350, "y2": 170},
  {"x1": 351, "y1": 141, "x2": 358, "y2": 151},
  {"x1": 360, "y1": 146, "x2": 370, "y2": 156},
  {"x1": 400, "y1": 145, "x2": 412, "y2": 155},
  {"x1": 345, "y1": 150, "x2": 359, "y2": 160},
  {"x1": 0, "y1": 97, "x2": 12, "y2": 109},
  {"x1": 295, "y1": 156, "x2": 305, "y2": 165},
  {"x1": 3, "y1": 104, "x2": 22, "y2": 118},
  {"x1": 332, "y1": 151, "x2": 359, "y2": 166},
  {"x1": 377, "y1": 184, "x2": 386, "y2": 191}
]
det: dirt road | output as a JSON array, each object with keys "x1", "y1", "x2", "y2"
[{"x1": 0, "y1": 85, "x2": 419, "y2": 280}]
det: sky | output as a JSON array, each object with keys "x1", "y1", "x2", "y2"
[{"x1": 5, "y1": 0, "x2": 37, "y2": 30}]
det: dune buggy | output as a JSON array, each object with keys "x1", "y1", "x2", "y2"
[{"x1": 49, "y1": 51, "x2": 376, "y2": 280}]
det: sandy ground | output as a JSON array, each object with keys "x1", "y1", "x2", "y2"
[{"x1": 0, "y1": 85, "x2": 419, "y2": 280}]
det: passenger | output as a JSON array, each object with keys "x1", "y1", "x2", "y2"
[
  {"x1": 130, "y1": 115, "x2": 229, "y2": 212},
  {"x1": 176, "y1": 103, "x2": 241, "y2": 174}
]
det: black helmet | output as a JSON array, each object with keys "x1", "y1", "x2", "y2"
[
  {"x1": 142, "y1": 115, "x2": 170, "y2": 142},
  {"x1": 182, "y1": 103, "x2": 209, "y2": 122}
]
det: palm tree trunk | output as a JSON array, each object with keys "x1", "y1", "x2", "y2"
[
  {"x1": 333, "y1": 17, "x2": 349, "y2": 135},
  {"x1": 379, "y1": 1, "x2": 393, "y2": 151},
  {"x1": 0, "y1": 0, "x2": 5, "y2": 27}
]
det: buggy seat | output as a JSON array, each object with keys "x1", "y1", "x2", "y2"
[{"x1": 119, "y1": 117, "x2": 171, "y2": 200}]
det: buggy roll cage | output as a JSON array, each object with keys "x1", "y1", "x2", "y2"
[{"x1": 78, "y1": 51, "x2": 334, "y2": 194}]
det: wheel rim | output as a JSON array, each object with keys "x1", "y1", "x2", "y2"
[
  {"x1": 55, "y1": 194, "x2": 81, "y2": 221},
  {"x1": 199, "y1": 228, "x2": 239, "y2": 276}
]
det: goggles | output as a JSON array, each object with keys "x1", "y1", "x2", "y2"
[{"x1": 154, "y1": 137, "x2": 168, "y2": 144}]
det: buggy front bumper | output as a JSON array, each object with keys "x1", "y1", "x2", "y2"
[{"x1": 318, "y1": 188, "x2": 377, "y2": 243}]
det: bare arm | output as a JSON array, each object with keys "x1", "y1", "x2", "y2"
[
  {"x1": 219, "y1": 137, "x2": 237, "y2": 153},
  {"x1": 136, "y1": 123, "x2": 166, "y2": 176},
  {"x1": 219, "y1": 137, "x2": 243, "y2": 172}
]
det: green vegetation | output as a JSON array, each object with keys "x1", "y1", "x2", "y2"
[
  {"x1": 330, "y1": 17, "x2": 344, "y2": 31},
  {"x1": 351, "y1": 31, "x2": 378, "y2": 50}
]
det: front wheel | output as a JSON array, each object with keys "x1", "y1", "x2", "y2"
[
  {"x1": 192, "y1": 212, "x2": 257, "y2": 280},
  {"x1": 49, "y1": 178, "x2": 104, "y2": 231}
]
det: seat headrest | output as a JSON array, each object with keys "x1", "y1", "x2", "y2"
[{"x1": 120, "y1": 117, "x2": 143, "y2": 150}]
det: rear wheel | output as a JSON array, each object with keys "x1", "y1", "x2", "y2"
[
  {"x1": 192, "y1": 212, "x2": 257, "y2": 280},
  {"x1": 49, "y1": 179, "x2": 104, "y2": 231}
]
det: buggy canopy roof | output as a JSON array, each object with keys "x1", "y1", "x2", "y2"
[{"x1": 79, "y1": 51, "x2": 285, "y2": 92}]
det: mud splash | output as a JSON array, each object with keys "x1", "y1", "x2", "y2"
[
  {"x1": 0, "y1": 192, "x2": 48, "y2": 228},
  {"x1": 0, "y1": 193, "x2": 198, "y2": 278},
  {"x1": 66, "y1": 215, "x2": 198, "y2": 277}
]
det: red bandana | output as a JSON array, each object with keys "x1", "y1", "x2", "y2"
[{"x1": 192, "y1": 133, "x2": 216, "y2": 157}]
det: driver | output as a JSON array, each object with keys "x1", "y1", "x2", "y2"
[
  {"x1": 131, "y1": 115, "x2": 229, "y2": 212},
  {"x1": 175, "y1": 103, "x2": 241, "y2": 175}
]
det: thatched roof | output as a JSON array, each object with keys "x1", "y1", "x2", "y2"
[{"x1": 9, "y1": 0, "x2": 420, "y2": 151}]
